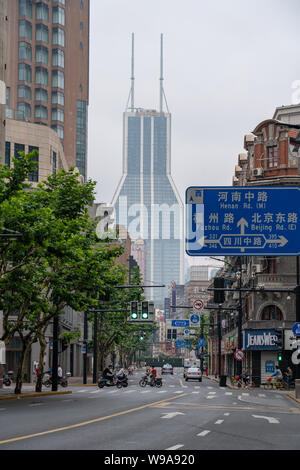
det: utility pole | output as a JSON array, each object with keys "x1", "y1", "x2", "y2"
[
  {"x1": 52, "y1": 315, "x2": 59, "y2": 392},
  {"x1": 200, "y1": 314, "x2": 204, "y2": 373},
  {"x1": 237, "y1": 257, "x2": 243, "y2": 376},
  {"x1": 218, "y1": 304, "x2": 222, "y2": 378},
  {"x1": 83, "y1": 311, "x2": 88, "y2": 385}
]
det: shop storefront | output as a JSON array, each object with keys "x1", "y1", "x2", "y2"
[{"x1": 243, "y1": 329, "x2": 282, "y2": 385}]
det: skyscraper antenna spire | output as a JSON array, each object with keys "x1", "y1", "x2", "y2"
[
  {"x1": 160, "y1": 33, "x2": 163, "y2": 113},
  {"x1": 131, "y1": 32, "x2": 135, "y2": 110}
]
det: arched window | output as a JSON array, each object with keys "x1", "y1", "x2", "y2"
[{"x1": 261, "y1": 305, "x2": 283, "y2": 321}]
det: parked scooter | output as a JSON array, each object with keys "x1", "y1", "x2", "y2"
[
  {"x1": 3, "y1": 370, "x2": 14, "y2": 386},
  {"x1": 43, "y1": 374, "x2": 68, "y2": 388}
]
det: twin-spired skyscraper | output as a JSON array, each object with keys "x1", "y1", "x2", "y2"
[{"x1": 112, "y1": 34, "x2": 184, "y2": 307}]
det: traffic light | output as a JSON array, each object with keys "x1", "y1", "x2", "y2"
[
  {"x1": 277, "y1": 352, "x2": 283, "y2": 362},
  {"x1": 130, "y1": 301, "x2": 138, "y2": 320},
  {"x1": 141, "y1": 301, "x2": 149, "y2": 320},
  {"x1": 274, "y1": 329, "x2": 283, "y2": 349},
  {"x1": 214, "y1": 277, "x2": 225, "y2": 303}
]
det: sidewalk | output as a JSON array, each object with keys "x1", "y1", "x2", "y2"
[
  {"x1": 0, "y1": 376, "x2": 88, "y2": 400},
  {"x1": 204, "y1": 374, "x2": 300, "y2": 404}
]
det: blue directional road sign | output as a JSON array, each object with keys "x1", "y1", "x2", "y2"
[
  {"x1": 292, "y1": 323, "x2": 300, "y2": 337},
  {"x1": 186, "y1": 186, "x2": 300, "y2": 256},
  {"x1": 172, "y1": 319, "x2": 190, "y2": 328},
  {"x1": 198, "y1": 338, "x2": 206, "y2": 348},
  {"x1": 175, "y1": 340, "x2": 188, "y2": 348}
]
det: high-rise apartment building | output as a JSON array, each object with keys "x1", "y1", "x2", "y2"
[
  {"x1": 4, "y1": 0, "x2": 89, "y2": 179},
  {"x1": 112, "y1": 35, "x2": 184, "y2": 307}
]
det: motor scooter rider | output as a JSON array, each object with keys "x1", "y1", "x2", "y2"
[
  {"x1": 116, "y1": 367, "x2": 126, "y2": 380},
  {"x1": 103, "y1": 365, "x2": 114, "y2": 384},
  {"x1": 150, "y1": 365, "x2": 157, "y2": 386}
]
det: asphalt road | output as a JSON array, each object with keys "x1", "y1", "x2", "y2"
[{"x1": 0, "y1": 368, "x2": 300, "y2": 451}]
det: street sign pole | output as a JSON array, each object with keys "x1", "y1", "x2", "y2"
[
  {"x1": 218, "y1": 304, "x2": 222, "y2": 378},
  {"x1": 296, "y1": 257, "x2": 300, "y2": 398}
]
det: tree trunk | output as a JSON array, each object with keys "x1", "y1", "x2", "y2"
[
  {"x1": 36, "y1": 330, "x2": 47, "y2": 392},
  {"x1": 14, "y1": 339, "x2": 32, "y2": 394}
]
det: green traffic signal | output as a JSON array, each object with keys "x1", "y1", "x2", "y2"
[
  {"x1": 131, "y1": 301, "x2": 138, "y2": 320},
  {"x1": 141, "y1": 301, "x2": 149, "y2": 320},
  {"x1": 278, "y1": 353, "x2": 283, "y2": 362}
]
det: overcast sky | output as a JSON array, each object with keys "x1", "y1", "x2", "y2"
[{"x1": 87, "y1": 0, "x2": 300, "y2": 268}]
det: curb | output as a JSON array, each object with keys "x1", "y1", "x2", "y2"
[
  {"x1": 0, "y1": 390, "x2": 72, "y2": 401},
  {"x1": 286, "y1": 393, "x2": 300, "y2": 405}
]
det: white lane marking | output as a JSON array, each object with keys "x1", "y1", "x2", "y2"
[
  {"x1": 174, "y1": 391, "x2": 183, "y2": 394},
  {"x1": 157, "y1": 391, "x2": 167, "y2": 394},
  {"x1": 207, "y1": 386, "x2": 213, "y2": 389},
  {"x1": 207, "y1": 396, "x2": 215, "y2": 399},
  {"x1": 76, "y1": 389, "x2": 89, "y2": 393},
  {"x1": 258, "y1": 394, "x2": 266, "y2": 397},
  {"x1": 215, "y1": 420, "x2": 224, "y2": 425},
  {"x1": 169, "y1": 385, "x2": 175, "y2": 388},
  {"x1": 140, "y1": 391, "x2": 150, "y2": 394},
  {"x1": 224, "y1": 413, "x2": 230, "y2": 416},
  {"x1": 252, "y1": 415, "x2": 279, "y2": 424},
  {"x1": 194, "y1": 386, "x2": 200, "y2": 389},
  {"x1": 29, "y1": 403, "x2": 44, "y2": 407},
  {"x1": 123, "y1": 390, "x2": 136, "y2": 394},
  {"x1": 161, "y1": 412, "x2": 185, "y2": 419},
  {"x1": 208, "y1": 392, "x2": 216, "y2": 395},
  {"x1": 197, "y1": 430, "x2": 211, "y2": 437},
  {"x1": 192, "y1": 392, "x2": 200, "y2": 394},
  {"x1": 107, "y1": 390, "x2": 118, "y2": 394},
  {"x1": 242, "y1": 393, "x2": 249, "y2": 396},
  {"x1": 0, "y1": 408, "x2": 7, "y2": 411},
  {"x1": 225, "y1": 392, "x2": 232, "y2": 395},
  {"x1": 62, "y1": 398, "x2": 74, "y2": 402},
  {"x1": 90, "y1": 390, "x2": 100, "y2": 394},
  {"x1": 166, "y1": 444, "x2": 184, "y2": 450}
]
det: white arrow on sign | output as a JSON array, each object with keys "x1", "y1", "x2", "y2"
[
  {"x1": 292, "y1": 348, "x2": 300, "y2": 365},
  {"x1": 161, "y1": 412, "x2": 185, "y2": 419},
  {"x1": 252, "y1": 415, "x2": 279, "y2": 424}
]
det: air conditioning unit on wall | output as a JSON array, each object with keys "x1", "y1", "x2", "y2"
[
  {"x1": 252, "y1": 264, "x2": 263, "y2": 274},
  {"x1": 251, "y1": 168, "x2": 264, "y2": 177}
]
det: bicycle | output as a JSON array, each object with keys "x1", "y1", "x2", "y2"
[
  {"x1": 230, "y1": 375, "x2": 243, "y2": 388},
  {"x1": 264, "y1": 377, "x2": 289, "y2": 390}
]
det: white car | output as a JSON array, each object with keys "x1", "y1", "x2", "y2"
[{"x1": 185, "y1": 367, "x2": 202, "y2": 382}]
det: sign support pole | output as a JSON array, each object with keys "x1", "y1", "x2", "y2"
[
  {"x1": 218, "y1": 304, "x2": 222, "y2": 378},
  {"x1": 296, "y1": 257, "x2": 300, "y2": 398}
]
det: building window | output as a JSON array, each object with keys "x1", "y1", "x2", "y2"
[
  {"x1": 18, "y1": 63, "x2": 32, "y2": 82},
  {"x1": 76, "y1": 100, "x2": 87, "y2": 179},
  {"x1": 52, "y1": 27, "x2": 65, "y2": 47},
  {"x1": 18, "y1": 85, "x2": 31, "y2": 100},
  {"x1": 80, "y1": 2, "x2": 83, "y2": 8},
  {"x1": 28, "y1": 146, "x2": 39, "y2": 182},
  {"x1": 35, "y1": 105, "x2": 48, "y2": 119},
  {"x1": 35, "y1": 2, "x2": 49, "y2": 22},
  {"x1": 19, "y1": 0, "x2": 32, "y2": 18},
  {"x1": 35, "y1": 45, "x2": 48, "y2": 65},
  {"x1": 17, "y1": 102, "x2": 31, "y2": 119},
  {"x1": 36, "y1": 23, "x2": 49, "y2": 43},
  {"x1": 35, "y1": 88, "x2": 48, "y2": 103},
  {"x1": 52, "y1": 70, "x2": 64, "y2": 89},
  {"x1": 266, "y1": 146, "x2": 278, "y2": 168},
  {"x1": 5, "y1": 142, "x2": 11, "y2": 167},
  {"x1": 53, "y1": 0, "x2": 65, "y2": 5},
  {"x1": 80, "y1": 22, "x2": 83, "y2": 30},
  {"x1": 52, "y1": 107, "x2": 64, "y2": 122},
  {"x1": 6, "y1": 87, "x2": 10, "y2": 108},
  {"x1": 14, "y1": 143, "x2": 25, "y2": 160},
  {"x1": 35, "y1": 66, "x2": 48, "y2": 86},
  {"x1": 18, "y1": 19, "x2": 32, "y2": 40},
  {"x1": 261, "y1": 305, "x2": 283, "y2": 321},
  {"x1": 52, "y1": 91, "x2": 64, "y2": 106},
  {"x1": 51, "y1": 124, "x2": 64, "y2": 139},
  {"x1": 18, "y1": 41, "x2": 32, "y2": 61},
  {"x1": 52, "y1": 48, "x2": 64, "y2": 68},
  {"x1": 52, "y1": 151, "x2": 57, "y2": 174},
  {"x1": 80, "y1": 42, "x2": 83, "y2": 51},
  {"x1": 53, "y1": 6, "x2": 65, "y2": 26}
]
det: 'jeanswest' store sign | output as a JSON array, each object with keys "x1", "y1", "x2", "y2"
[{"x1": 243, "y1": 329, "x2": 280, "y2": 351}]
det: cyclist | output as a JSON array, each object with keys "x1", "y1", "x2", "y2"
[
  {"x1": 241, "y1": 368, "x2": 250, "y2": 386},
  {"x1": 270, "y1": 365, "x2": 283, "y2": 385}
]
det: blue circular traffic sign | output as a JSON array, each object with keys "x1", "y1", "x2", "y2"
[{"x1": 190, "y1": 314, "x2": 200, "y2": 324}]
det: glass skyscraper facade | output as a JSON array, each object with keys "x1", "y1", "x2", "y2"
[{"x1": 112, "y1": 109, "x2": 184, "y2": 307}]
